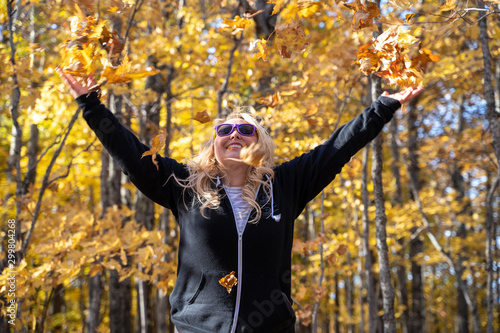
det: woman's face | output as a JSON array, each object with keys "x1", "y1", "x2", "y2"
[{"x1": 213, "y1": 118, "x2": 258, "y2": 170}]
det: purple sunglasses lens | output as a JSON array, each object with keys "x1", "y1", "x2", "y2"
[{"x1": 215, "y1": 124, "x2": 256, "y2": 136}]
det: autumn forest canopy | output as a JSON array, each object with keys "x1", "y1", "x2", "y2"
[{"x1": 1, "y1": 0, "x2": 500, "y2": 332}]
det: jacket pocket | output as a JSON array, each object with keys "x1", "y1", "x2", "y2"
[{"x1": 186, "y1": 270, "x2": 235, "y2": 310}]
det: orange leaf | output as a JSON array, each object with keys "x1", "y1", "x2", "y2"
[
  {"x1": 193, "y1": 110, "x2": 211, "y2": 124},
  {"x1": 250, "y1": 39, "x2": 268, "y2": 61},
  {"x1": 221, "y1": 15, "x2": 251, "y2": 34},
  {"x1": 258, "y1": 92, "x2": 281, "y2": 108},
  {"x1": 219, "y1": 271, "x2": 238, "y2": 293},
  {"x1": 141, "y1": 129, "x2": 167, "y2": 170}
]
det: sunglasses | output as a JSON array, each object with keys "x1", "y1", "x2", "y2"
[{"x1": 214, "y1": 123, "x2": 257, "y2": 137}]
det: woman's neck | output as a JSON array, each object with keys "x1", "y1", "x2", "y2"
[{"x1": 221, "y1": 164, "x2": 248, "y2": 187}]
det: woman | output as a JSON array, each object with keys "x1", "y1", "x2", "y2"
[{"x1": 58, "y1": 69, "x2": 422, "y2": 333}]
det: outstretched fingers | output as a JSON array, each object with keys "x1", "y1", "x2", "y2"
[{"x1": 56, "y1": 67, "x2": 90, "y2": 98}]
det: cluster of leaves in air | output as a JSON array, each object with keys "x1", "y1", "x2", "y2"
[
  {"x1": 355, "y1": 25, "x2": 440, "y2": 87},
  {"x1": 59, "y1": 8, "x2": 159, "y2": 91}
]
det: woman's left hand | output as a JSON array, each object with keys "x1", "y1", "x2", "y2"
[{"x1": 382, "y1": 86, "x2": 424, "y2": 104}]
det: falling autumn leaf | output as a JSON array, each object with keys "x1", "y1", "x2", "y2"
[
  {"x1": 268, "y1": 0, "x2": 287, "y2": 15},
  {"x1": 258, "y1": 91, "x2": 281, "y2": 108},
  {"x1": 336, "y1": 244, "x2": 348, "y2": 255},
  {"x1": 250, "y1": 39, "x2": 268, "y2": 61},
  {"x1": 221, "y1": 15, "x2": 252, "y2": 34},
  {"x1": 297, "y1": 0, "x2": 323, "y2": 18},
  {"x1": 99, "y1": 56, "x2": 160, "y2": 85},
  {"x1": 193, "y1": 110, "x2": 211, "y2": 124},
  {"x1": 344, "y1": 0, "x2": 380, "y2": 30},
  {"x1": 327, "y1": 253, "x2": 338, "y2": 265},
  {"x1": 219, "y1": 271, "x2": 238, "y2": 293},
  {"x1": 141, "y1": 129, "x2": 167, "y2": 170},
  {"x1": 59, "y1": 14, "x2": 159, "y2": 87},
  {"x1": 275, "y1": 20, "x2": 309, "y2": 58},
  {"x1": 355, "y1": 26, "x2": 439, "y2": 87}
]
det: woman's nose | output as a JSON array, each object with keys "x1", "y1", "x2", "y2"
[{"x1": 230, "y1": 129, "x2": 241, "y2": 139}]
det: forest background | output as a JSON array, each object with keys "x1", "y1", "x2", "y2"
[{"x1": 0, "y1": 0, "x2": 499, "y2": 332}]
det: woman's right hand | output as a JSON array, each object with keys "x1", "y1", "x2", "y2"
[{"x1": 56, "y1": 68, "x2": 97, "y2": 99}]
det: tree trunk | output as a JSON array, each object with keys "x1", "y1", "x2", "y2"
[
  {"x1": 453, "y1": 98, "x2": 469, "y2": 333},
  {"x1": 477, "y1": 3, "x2": 499, "y2": 332},
  {"x1": 157, "y1": 64, "x2": 176, "y2": 333},
  {"x1": 86, "y1": 273, "x2": 102, "y2": 333},
  {"x1": 370, "y1": 74, "x2": 396, "y2": 333},
  {"x1": 361, "y1": 144, "x2": 377, "y2": 333},
  {"x1": 106, "y1": 93, "x2": 133, "y2": 333},
  {"x1": 135, "y1": 58, "x2": 163, "y2": 333},
  {"x1": 50, "y1": 285, "x2": 65, "y2": 332},
  {"x1": 406, "y1": 97, "x2": 426, "y2": 333},
  {"x1": 390, "y1": 111, "x2": 410, "y2": 333}
]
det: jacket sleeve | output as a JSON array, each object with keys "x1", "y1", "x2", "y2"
[
  {"x1": 76, "y1": 92, "x2": 188, "y2": 216},
  {"x1": 274, "y1": 96, "x2": 401, "y2": 219}
]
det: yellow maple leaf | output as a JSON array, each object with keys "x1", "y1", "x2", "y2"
[
  {"x1": 100, "y1": 56, "x2": 160, "y2": 84},
  {"x1": 297, "y1": 1, "x2": 323, "y2": 18},
  {"x1": 268, "y1": 0, "x2": 287, "y2": 15},
  {"x1": 250, "y1": 39, "x2": 268, "y2": 61},
  {"x1": 221, "y1": 15, "x2": 252, "y2": 34},
  {"x1": 141, "y1": 129, "x2": 167, "y2": 170}
]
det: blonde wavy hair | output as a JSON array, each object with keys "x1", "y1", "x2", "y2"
[{"x1": 178, "y1": 111, "x2": 275, "y2": 223}]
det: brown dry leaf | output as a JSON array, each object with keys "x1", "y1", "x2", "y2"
[
  {"x1": 336, "y1": 244, "x2": 348, "y2": 255},
  {"x1": 275, "y1": 19, "x2": 309, "y2": 58},
  {"x1": 258, "y1": 92, "x2": 281, "y2": 108},
  {"x1": 193, "y1": 110, "x2": 211, "y2": 124},
  {"x1": 344, "y1": 0, "x2": 380, "y2": 30},
  {"x1": 141, "y1": 129, "x2": 167, "y2": 170},
  {"x1": 327, "y1": 253, "x2": 337, "y2": 265},
  {"x1": 219, "y1": 271, "x2": 238, "y2": 293}
]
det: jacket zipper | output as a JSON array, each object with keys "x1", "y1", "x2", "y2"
[{"x1": 224, "y1": 185, "x2": 261, "y2": 333}]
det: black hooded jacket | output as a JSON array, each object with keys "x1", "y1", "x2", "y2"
[{"x1": 76, "y1": 92, "x2": 401, "y2": 333}]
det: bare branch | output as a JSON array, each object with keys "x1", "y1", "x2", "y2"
[{"x1": 21, "y1": 107, "x2": 81, "y2": 258}]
